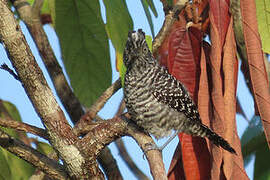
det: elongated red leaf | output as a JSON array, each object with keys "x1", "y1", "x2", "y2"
[
  {"x1": 159, "y1": 15, "x2": 211, "y2": 179},
  {"x1": 208, "y1": 0, "x2": 231, "y2": 178},
  {"x1": 241, "y1": 0, "x2": 270, "y2": 149}
]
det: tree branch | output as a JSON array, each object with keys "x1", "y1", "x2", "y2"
[
  {"x1": 0, "y1": 128, "x2": 67, "y2": 179},
  {"x1": 0, "y1": 117, "x2": 49, "y2": 140},
  {"x1": 113, "y1": 99, "x2": 149, "y2": 179},
  {"x1": 0, "y1": 63, "x2": 20, "y2": 81},
  {"x1": 82, "y1": 78, "x2": 122, "y2": 121},
  {"x1": 77, "y1": 114, "x2": 167, "y2": 180},
  {"x1": 115, "y1": 139, "x2": 149, "y2": 180}
]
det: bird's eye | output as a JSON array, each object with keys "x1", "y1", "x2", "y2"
[{"x1": 143, "y1": 47, "x2": 148, "y2": 53}]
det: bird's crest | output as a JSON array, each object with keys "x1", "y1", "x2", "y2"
[
  {"x1": 123, "y1": 29, "x2": 148, "y2": 68},
  {"x1": 127, "y1": 29, "x2": 146, "y2": 49}
]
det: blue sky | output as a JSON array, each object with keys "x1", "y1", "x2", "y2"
[{"x1": 0, "y1": 1, "x2": 255, "y2": 179}]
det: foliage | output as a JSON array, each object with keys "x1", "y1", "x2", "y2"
[
  {"x1": 255, "y1": 0, "x2": 270, "y2": 54},
  {"x1": 54, "y1": 0, "x2": 111, "y2": 107},
  {"x1": 0, "y1": 101, "x2": 35, "y2": 180}
]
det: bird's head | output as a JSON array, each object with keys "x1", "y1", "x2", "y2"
[{"x1": 123, "y1": 29, "x2": 152, "y2": 68}]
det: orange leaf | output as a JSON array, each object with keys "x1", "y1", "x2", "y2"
[
  {"x1": 223, "y1": 17, "x2": 248, "y2": 179},
  {"x1": 159, "y1": 14, "x2": 211, "y2": 180},
  {"x1": 240, "y1": 0, "x2": 270, "y2": 149}
]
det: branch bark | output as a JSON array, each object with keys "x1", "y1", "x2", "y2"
[
  {"x1": 0, "y1": 117, "x2": 49, "y2": 140},
  {"x1": 0, "y1": 100, "x2": 49, "y2": 140},
  {"x1": 83, "y1": 78, "x2": 121, "y2": 121},
  {"x1": 77, "y1": 114, "x2": 167, "y2": 180},
  {"x1": 0, "y1": 1, "x2": 103, "y2": 178}
]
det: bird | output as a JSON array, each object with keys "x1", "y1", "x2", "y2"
[{"x1": 123, "y1": 29, "x2": 236, "y2": 154}]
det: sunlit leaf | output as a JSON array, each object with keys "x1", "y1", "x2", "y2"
[
  {"x1": 27, "y1": 0, "x2": 51, "y2": 15},
  {"x1": 255, "y1": 0, "x2": 270, "y2": 53},
  {"x1": 103, "y1": 0, "x2": 133, "y2": 86},
  {"x1": 140, "y1": 0, "x2": 155, "y2": 37},
  {"x1": 0, "y1": 149, "x2": 11, "y2": 180},
  {"x1": 36, "y1": 141, "x2": 54, "y2": 155},
  {"x1": 145, "y1": 35, "x2": 153, "y2": 52},
  {"x1": 55, "y1": 0, "x2": 111, "y2": 107},
  {"x1": 145, "y1": 0, "x2": 158, "y2": 17},
  {"x1": 0, "y1": 101, "x2": 35, "y2": 179}
]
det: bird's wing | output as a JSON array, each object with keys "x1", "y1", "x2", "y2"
[{"x1": 151, "y1": 71, "x2": 201, "y2": 122}]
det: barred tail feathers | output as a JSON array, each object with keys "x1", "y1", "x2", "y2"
[{"x1": 185, "y1": 122, "x2": 236, "y2": 154}]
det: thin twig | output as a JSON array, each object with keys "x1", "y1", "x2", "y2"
[
  {"x1": 98, "y1": 146, "x2": 124, "y2": 180},
  {"x1": 0, "y1": 129, "x2": 67, "y2": 179},
  {"x1": 30, "y1": 140, "x2": 59, "y2": 180},
  {"x1": 152, "y1": 0, "x2": 188, "y2": 55},
  {"x1": 114, "y1": 99, "x2": 149, "y2": 179},
  {"x1": 0, "y1": 100, "x2": 49, "y2": 140},
  {"x1": 83, "y1": 78, "x2": 122, "y2": 121},
  {"x1": 116, "y1": 139, "x2": 149, "y2": 180},
  {"x1": 116, "y1": 98, "x2": 126, "y2": 117},
  {"x1": 0, "y1": 63, "x2": 20, "y2": 81},
  {"x1": 0, "y1": 117, "x2": 49, "y2": 140}
]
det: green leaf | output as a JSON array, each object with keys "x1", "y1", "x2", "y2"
[
  {"x1": 36, "y1": 142, "x2": 54, "y2": 155},
  {"x1": 140, "y1": 0, "x2": 155, "y2": 37},
  {"x1": 0, "y1": 101, "x2": 23, "y2": 138},
  {"x1": 55, "y1": 0, "x2": 111, "y2": 107},
  {"x1": 0, "y1": 101, "x2": 35, "y2": 179},
  {"x1": 256, "y1": 0, "x2": 270, "y2": 53},
  {"x1": 241, "y1": 116, "x2": 262, "y2": 146},
  {"x1": 145, "y1": 0, "x2": 158, "y2": 17},
  {"x1": 167, "y1": 0, "x2": 173, "y2": 7},
  {"x1": 27, "y1": 0, "x2": 51, "y2": 15},
  {"x1": 254, "y1": 137, "x2": 270, "y2": 180},
  {"x1": 102, "y1": 0, "x2": 133, "y2": 86},
  {"x1": 242, "y1": 133, "x2": 266, "y2": 166},
  {"x1": 241, "y1": 115, "x2": 263, "y2": 166},
  {"x1": 1, "y1": 148, "x2": 35, "y2": 180},
  {"x1": 145, "y1": 35, "x2": 153, "y2": 52},
  {"x1": 0, "y1": 149, "x2": 11, "y2": 180}
]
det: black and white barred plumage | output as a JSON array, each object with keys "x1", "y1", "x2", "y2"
[{"x1": 123, "y1": 29, "x2": 236, "y2": 154}]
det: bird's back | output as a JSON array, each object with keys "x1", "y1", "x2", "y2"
[{"x1": 124, "y1": 60, "x2": 188, "y2": 139}]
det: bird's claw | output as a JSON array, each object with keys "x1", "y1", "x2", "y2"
[{"x1": 142, "y1": 142, "x2": 161, "y2": 160}]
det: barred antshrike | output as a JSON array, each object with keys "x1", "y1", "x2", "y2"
[{"x1": 123, "y1": 29, "x2": 236, "y2": 154}]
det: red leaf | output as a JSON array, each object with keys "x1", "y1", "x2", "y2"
[
  {"x1": 159, "y1": 15, "x2": 211, "y2": 180},
  {"x1": 209, "y1": 0, "x2": 230, "y2": 46},
  {"x1": 240, "y1": 0, "x2": 270, "y2": 149}
]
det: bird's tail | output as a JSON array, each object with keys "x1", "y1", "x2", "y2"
[{"x1": 186, "y1": 123, "x2": 236, "y2": 154}]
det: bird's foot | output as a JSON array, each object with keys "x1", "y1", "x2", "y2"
[
  {"x1": 144, "y1": 142, "x2": 162, "y2": 152},
  {"x1": 142, "y1": 143, "x2": 162, "y2": 159}
]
